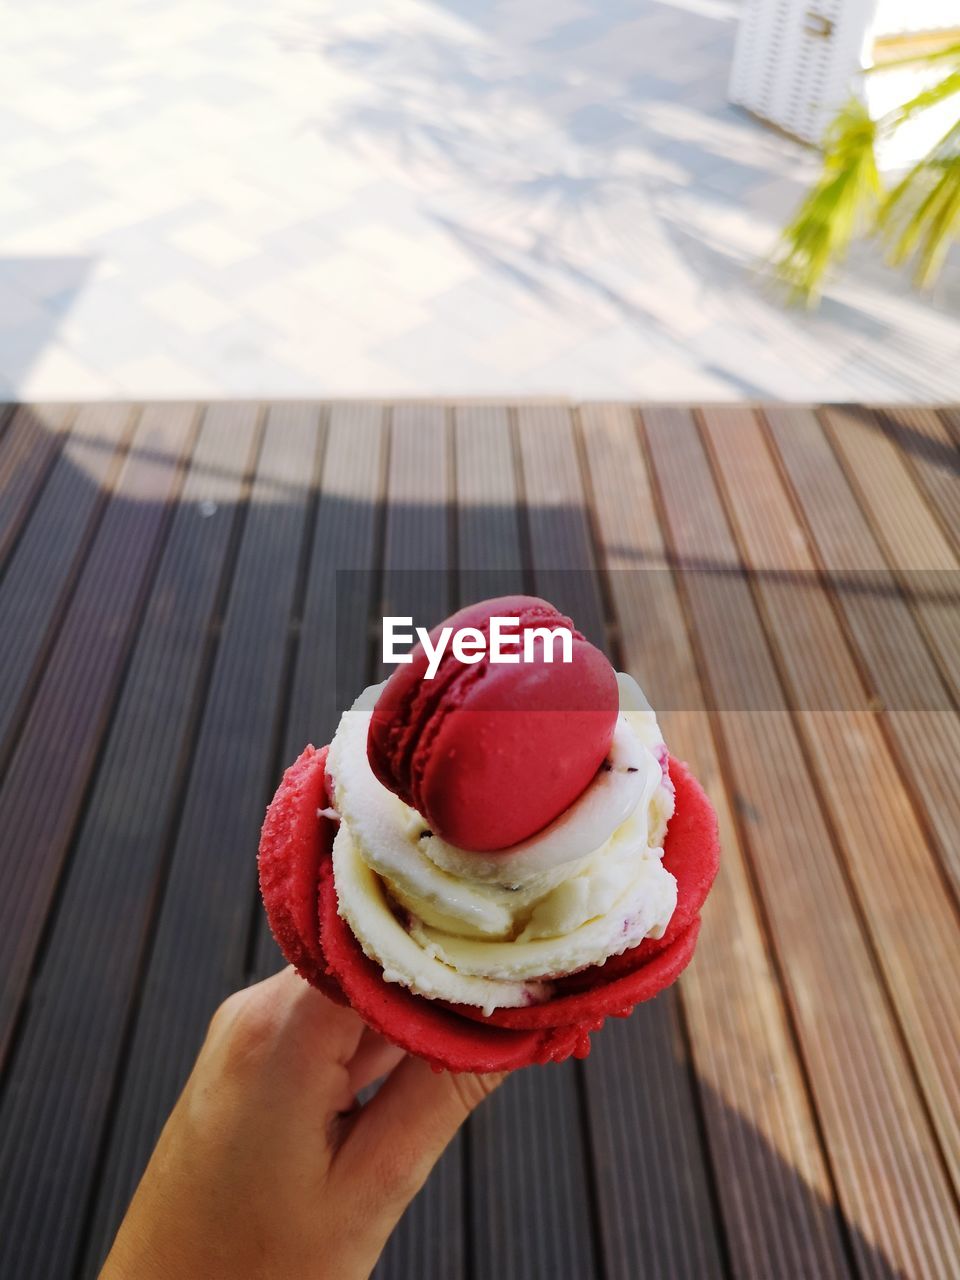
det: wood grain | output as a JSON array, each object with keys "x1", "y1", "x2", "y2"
[
  {"x1": 642, "y1": 404, "x2": 960, "y2": 1279},
  {"x1": 455, "y1": 405, "x2": 598, "y2": 1280},
  {"x1": 579, "y1": 401, "x2": 849, "y2": 1280},
  {"x1": 0, "y1": 399, "x2": 956, "y2": 1280},
  {"x1": 83, "y1": 405, "x2": 322, "y2": 1273},
  {"x1": 0, "y1": 403, "x2": 74, "y2": 568},
  {"x1": 700, "y1": 404, "x2": 960, "y2": 1199},
  {"x1": 763, "y1": 405, "x2": 960, "y2": 900},
  {"x1": 373, "y1": 404, "x2": 464, "y2": 1280},
  {"x1": 0, "y1": 404, "x2": 134, "y2": 769},
  {"x1": 821, "y1": 405, "x2": 960, "y2": 703},
  {"x1": 518, "y1": 404, "x2": 725, "y2": 1280},
  {"x1": 253, "y1": 401, "x2": 386, "y2": 981},
  {"x1": 0, "y1": 403, "x2": 197, "y2": 1065},
  {"x1": 0, "y1": 404, "x2": 259, "y2": 1280}
]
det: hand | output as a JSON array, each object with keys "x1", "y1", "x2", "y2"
[{"x1": 100, "y1": 966, "x2": 505, "y2": 1280}]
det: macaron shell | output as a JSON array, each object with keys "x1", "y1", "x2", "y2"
[
  {"x1": 257, "y1": 744, "x2": 347, "y2": 1005},
  {"x1": 419, "y1": 699, "x2": 620, "y2": 852},
  {"x1": 368, "y1": 595, "x2": 620, "y2": 851}
]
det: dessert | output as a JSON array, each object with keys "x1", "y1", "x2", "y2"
[{"x1": 259, "y1": 596, "x2": 719, "y2": 1072}]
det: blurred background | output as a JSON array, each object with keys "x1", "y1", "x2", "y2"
[{"x1": 1, "y1": 0, "x2": 958, "y2": 403}]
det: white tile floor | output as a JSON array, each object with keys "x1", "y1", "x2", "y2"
[{"x1": 1, "y1": 0, "x2": 958, "y2": 402}]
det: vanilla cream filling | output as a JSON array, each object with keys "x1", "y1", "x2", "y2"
[{"x1": 327, "y1": 674, "x2": 676, "y2": 1014}]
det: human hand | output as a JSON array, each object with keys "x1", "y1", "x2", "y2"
[{"x1": 100, "y1": 966, "x2": 506, "y2": 1280}]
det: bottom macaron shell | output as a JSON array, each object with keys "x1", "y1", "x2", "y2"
[
  {"x1": 317, "y1": 860, "x2": 581, "y2": 1072},
  {"x1": 258, "y1": 744, "x2": 347, "y2": 1006}
]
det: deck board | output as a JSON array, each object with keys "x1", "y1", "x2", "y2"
[
  {"x1": 0, "y1": 403, "x2": 74, "y2": 567},
  {"x1": 456, "y1": 404, "x2": 599, "y2": 1280},
  {"x1": 876, "y1": 407, "x2": 960, "y2": 556},
  {"x1": 821, "y1": 405, "x2": 960, "y2": 703},
  {"x1": 0, "y1": 400, "x2": 957, "y2": 1280},
  {"x1": 578, "y1": 402, "x2": 849, "y2": 1280},
  {"x1": 373, "y1": 404, "x2": 465, "y2": 1280},
  {"x1": 518, "y1": 404, "x2": 725, "y2": 1280},
  {"x1": 642, "y1": 405, "x2": 960, "y2": 1278},
  {"x1": 0, "y1": 404, "x2": 197, "y2": 1065},
  {"x1": 0, "y1": 404, "x2": 133, "y2": 769},
  {"x1": 763, "y1": 406, "x2": 960, "y2": 902},
  {"x1": 0, "y1": 404, "x2": 259, "y2": 1280},
  {"x1": 252, "y1": 401, "x2": 387, "y2": 982},
  {"x1": 700, "y1": 404, "x2": 960, "y2": 1197},
  {"x1": 82, "y1": 405, "x2": 322, "y2": 1273}
]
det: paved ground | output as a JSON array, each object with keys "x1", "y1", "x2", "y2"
[{"x1": 1, "y1": 0, "x2": 959, "y2": 401}]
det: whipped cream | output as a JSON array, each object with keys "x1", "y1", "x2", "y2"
[{"x1": 326, "y1": 673, "x2": 676, "y2": 1014}]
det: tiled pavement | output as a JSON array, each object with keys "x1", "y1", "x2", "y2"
[{"x1": 1, "y1": 0, "x2": 958, "y2": 401}]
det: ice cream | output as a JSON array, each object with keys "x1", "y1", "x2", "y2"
[
  {"x1": 258, "y1": 595, "x2": 719, "y2": 1071},
  {"x1": 328, "y1": 674, "x2": 676, "y2": 1016}
]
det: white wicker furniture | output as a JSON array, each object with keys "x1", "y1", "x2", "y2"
[{"x1": 729, "y1": 0, "x2": 959, "y2": 165}]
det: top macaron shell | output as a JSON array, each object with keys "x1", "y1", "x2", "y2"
[{"x1": 367, "y1": 596, "x2": 620, "y2": 851}]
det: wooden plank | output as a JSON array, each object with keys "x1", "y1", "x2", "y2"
[
  {"x1": 469, "y1": 1062, "x2": 598, "y2": 1280},
  {"x1": 701, "y1": 403, "x2": 960, "y2": 1198},
  {"x1": 515, "y1": 404, "x2": 606, "y2": 646},
  {"x1": 876, "y1": 406, "x2": 960, "y2": 554},
  {"x1": 0, "y1": 403, "x2": 197, "y2": 1063},
  {"x1": 455, "y1": 405, "x2": 597, "y2": 1280},
  {"x1": 455, "y1": 404, "x2": 525, "y2": 601},
  {"x1": 0, "y1": 404, "x2": 259, "y2": 1280},
  {"x1": 578, "y1": 402, "x2": 849, "y2": 1280},
  {"x1": 821, "y1": 405, "x2": 960, "y2": 702},
  {"x1": 82, "y1": 405, "x2": 322, "y2": 1274},
  {"x1": 517, "y1": 404, "x2": 725, "y2": 1280},
  {"x1": 373, "y1": 404, "x2": 464, "y2": 1280},
  {"x1": 253, "y1": 401, "x2": 386, "y2": 981},
  {"x1": 0, "y1": 404, "x2": 134, "y2": 770},
  {"x1": 940, "y1": 406, "x2": 960, "y2": 452},
  {"x1": 0, "y1": 404, "x2": 74, "y2": 568},
  {"x1": 642, "y1": 405, "x2": 960, "y2": 1279},
  {"x1": 763, "y1": 405, "x2": 960, "y2": 899}
]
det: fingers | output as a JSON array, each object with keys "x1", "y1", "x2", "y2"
[
  {"x1": 208, "y1": 970, "x2": 369, "y2": 1113},
  {"x1": 347, "y1": 1029, "x2": 405, "y2": 1096},
  {"x1": 333, "y1": 1056, "x2": 507, "y2": 1213}
]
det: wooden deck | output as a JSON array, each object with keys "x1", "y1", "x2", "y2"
[{"x1": 0, "y1": 401, "x2": 958, "y2": 1280}]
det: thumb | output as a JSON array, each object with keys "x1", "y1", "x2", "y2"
[{"x1": 334, "y1": 1056, "x2": 506, "y2": 1213}]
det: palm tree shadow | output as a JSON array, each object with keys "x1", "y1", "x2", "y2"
[{"x1": 278, "y1": 1, "x2": 960, "y2": 401}]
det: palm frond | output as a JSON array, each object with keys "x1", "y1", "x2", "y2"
[
  {"x1": 880, "y1": 118, "x2": 960, "y2": 285},
  {"x1": 771, "y1": 100, "x2": 881, "y2": 303},
  {"x1": 872, "y1": 40, "x2": 960, "y2": 74},
  {"x1": 885, "y1": 67, "x2": 960, "y2": 127}
]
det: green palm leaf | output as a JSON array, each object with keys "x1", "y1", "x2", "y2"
[
  {"x1": 881, "y1": 127, "x2": 960, "y2": 284},
  {"x1": 773, "y1": 44, "x2": 960, "y2": 304},
  {"x1": 772, "y1": 101, "x2": 881, "y2": 304}
]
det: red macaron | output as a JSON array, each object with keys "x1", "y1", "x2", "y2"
[{"x1": 367, "y1": 596, "x2": 620, "y2": 851}]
